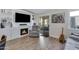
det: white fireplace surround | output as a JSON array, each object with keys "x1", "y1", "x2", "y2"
[{"x1": 0, "y1": 25, "x2": 31, "y2": 41}]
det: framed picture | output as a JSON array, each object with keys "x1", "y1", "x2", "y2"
[{"x1": 51, "y1": 13, "x2": 65, "y2": 23}]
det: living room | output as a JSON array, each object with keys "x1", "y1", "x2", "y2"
[
  {"x1": 0, "y1": 9, "x2": 79, "y2": 50},
  {"x1": 1, "y1": 0, "x2": 79, "y2": 59}
]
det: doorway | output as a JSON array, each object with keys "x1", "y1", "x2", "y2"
[{"x1": 39, "y1": 16, "x2": 49, "y2": 37}]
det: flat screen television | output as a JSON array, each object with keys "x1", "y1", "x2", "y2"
[{"x1": 15, "y1": 13, "x2": 30, "y2": 23}]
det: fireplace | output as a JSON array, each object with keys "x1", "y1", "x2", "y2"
[{"x1": 20, "y1": 28, "x2": 28, "y2": 35}]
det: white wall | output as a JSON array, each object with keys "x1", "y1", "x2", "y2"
[
  {"x1": 0, "y1": 9, "x2": 35, "y2": 27},
  {"x1": 37, "y1": 10, "x2": 70, "y2": 39},
  {"x1": 0, "y1": 9, "x2": 36, "y2": 40},
  {"x1": 34, "y1": 15, "x2": 39, "y2": 25}
]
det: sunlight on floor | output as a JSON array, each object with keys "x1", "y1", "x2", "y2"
[
  {"x1": 39, "y1": 36, "x2": 45, "y2": 48},
  {"x1": 39, "y1": 36, "x2": 48, "y2": 49}
]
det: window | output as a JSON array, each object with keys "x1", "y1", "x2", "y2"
[
  {"x1": 70, "y1": 11, "x2": 79, "y2": 16},
  {"x1": 75, "y1": 17, "x2": 79, "y2": 26},
  {"x1": 70, "y1": 11, "x2": 79, "y2": 29}
]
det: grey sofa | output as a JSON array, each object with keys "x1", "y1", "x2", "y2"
[{"x1": 29, "y1": 23, "x2": 39, "y2": 37}]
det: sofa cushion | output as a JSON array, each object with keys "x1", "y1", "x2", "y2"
[{"x1": 69, "y1": 35, "x2": 79, "y2": 42}]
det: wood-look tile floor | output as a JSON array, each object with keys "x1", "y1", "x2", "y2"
[{"x1": 5, "y1": 36, "x2": 65, "y2": 50}]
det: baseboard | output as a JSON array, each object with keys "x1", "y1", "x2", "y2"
[{"x1": 49, "y1": 35, "x2": 59, "y2": 39}]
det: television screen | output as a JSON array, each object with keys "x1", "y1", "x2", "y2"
[{"x1": 15, "y1": 13, "x2": 30, "y2": 22}]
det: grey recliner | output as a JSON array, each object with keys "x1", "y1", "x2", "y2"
[{"x1": 29, "y1": 23, "x2": 39, "y2": 37}]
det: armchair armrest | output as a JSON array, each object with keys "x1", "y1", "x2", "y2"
[{"x1": 0, "y1": 35, "x2": 7, "y2": 50}]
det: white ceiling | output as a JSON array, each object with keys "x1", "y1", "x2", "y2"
[
  {"x1": 26, "y1": 9, "x2": 52, "y2": 14},
  {"x1": 23, "y1": 9, "x2": 79, "y2": 14}
]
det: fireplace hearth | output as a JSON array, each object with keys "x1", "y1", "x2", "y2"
[{"x1": 20, "y1": 28, "x2": 28, "y2": 35}]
